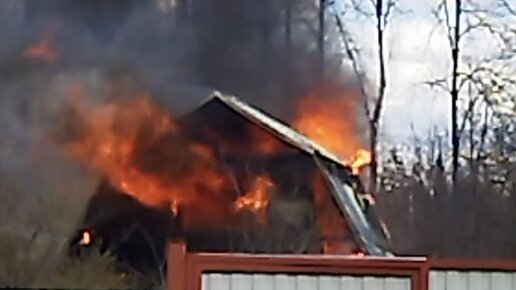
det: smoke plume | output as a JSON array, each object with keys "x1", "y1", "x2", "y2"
[{"x1": 0, "y1": 0, "x2": 369, "y2": 224}]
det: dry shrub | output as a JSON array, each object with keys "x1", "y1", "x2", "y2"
[
  {"x1": 377, "y1": 151, "x2": 516, "y2": 258},
  {"x1": 0, "y1": 148, "x2": 142, "y2": 289}
]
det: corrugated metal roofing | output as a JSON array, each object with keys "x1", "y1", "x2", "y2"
[
  {"x1": 192, "y1": 91, "x2": 391, "y2": 256},
  {"x1": 314, "y1": 156, "x2": 391, "y2": 256}
]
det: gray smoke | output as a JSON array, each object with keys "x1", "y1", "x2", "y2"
[{"x1": 0, "y1": 0, "x2": 368, "y2": 207}]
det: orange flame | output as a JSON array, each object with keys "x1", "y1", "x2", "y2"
[
  {"x1": 170, "y1": 198, "x2": 181, "y2": 216},
  {"x1": 64, "y1": 90, "x2": 228, "y2": 210},
  {"x1": 351, "y1": 149, "x2": 372, "y2": 175},
  {"x1": 296, "y1": 89, "x2": 371, "y2": 254},
  {"x1": 313, "y1": 172, "x2": 359, "y2": 254},
  {"x1": 234, "y1": 174, "x2": 273, "y2": 212},
  {"x1": 350, "y1": 250, "x2": 366, "y2": 257},
  {"x1": 294, "y1": 91, "x2": 371, "y2": 172},
  {"x1": 62, "y1": 88, "x2": 274, "y2": 229},
  {"x1": 66, "y1": 96, "x2": 183, "y2": 207},
  {"x1": 251, "y1": 128, "x2": 281, "y2": 154},
  {"x1": 24, "y1": 23, "x2": 59, "y2": 61},
  {"x1": 79, "y1": 230, "x2": 93, "y2": 246},
  {"x1": 61, "y1": 84, "x2": 367, "y2": 247}
]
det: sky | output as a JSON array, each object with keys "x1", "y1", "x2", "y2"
[{"x1": 331, "y1": 0, "x2": 515, "y2": 143}]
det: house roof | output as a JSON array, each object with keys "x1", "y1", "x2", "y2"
[{"x1": 192, "y1": 91, "x2": 392, "y2": 256}]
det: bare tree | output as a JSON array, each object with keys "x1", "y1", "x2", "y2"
[
  {"x1": 450, "y1": 0, "x2": 462, "y2": 182},
  {"x1": 423, "y1": 0, "x2": 463, "y2": 182},
  {"x1": 284, "y1": 0, "x2": 293, "y2": 97},
  {"x1": 318, "y1": 0, "x2": 326, "y2": 79},
  {"x1": 329, "y1": 0, "x2": 397, "y2": 193},
  {"x1": 376, "y1": 0, "x2": 516, "y2": 257},
  {"x1": 368, "y1": 0, "x2": 393, "y2": 193}
]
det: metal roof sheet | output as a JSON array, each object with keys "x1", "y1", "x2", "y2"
[{"x1": 208, "y1": 92, "x2": 346, "y2": 166}]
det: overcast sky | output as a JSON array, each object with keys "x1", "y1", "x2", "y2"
[{"x1": 332, "y1": 0, "x2": 515, "y2": 143}]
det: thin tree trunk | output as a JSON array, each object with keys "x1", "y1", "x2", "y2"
[
  {"x1": 318, "y1": 0, "x2": 325, "y2": 80},
  {"x1": 371, "y1": 0, "x2": 387, "y2": 193},
  {"x1": 451, "y1": 0, "x2": 462, "y2": 183},
  {"x1": 284, "y1": 0, "x2": 292, "y2": 97},
  {"x1": 369, "y1": 123, "x2": 379, "y2": 193},
  {"x1": 261, "y1": 0, "x2": 272, "y2": 97}
]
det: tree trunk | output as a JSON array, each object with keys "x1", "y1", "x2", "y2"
[
  {"x1": 318, "y1": 0, "x2": 325, "y2": 80},
  {"x1": 284, "y1": 0, "x2": 292, "y2": 97},
  {"x1": 369, "y1": 122, "x2": 379, "y2": 193},
  {"x1": 261, "y1": 0, "x2": 272, "y2": 97},
  {"x1": 370, "y1": 0, "x2": 387, "y2": 193},
  {"x1": 451, "y1": 0, "x2": 462, "y2": 183}
]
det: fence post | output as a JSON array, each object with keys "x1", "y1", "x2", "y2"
[
  {"x1": 168, "y1": 240, "x2": 187, "y2": 290},
  {"x1": 419, "y1": 262, "x2": 430, "y2": 290}
]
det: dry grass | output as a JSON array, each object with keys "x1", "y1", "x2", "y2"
[{"x1": 0, "y1": 148, "x2": 142, "y2": 289}]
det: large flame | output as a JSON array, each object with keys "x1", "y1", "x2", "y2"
[
  {"x1": 62, "y1": 87, "x2": 273, "y2": 229},
  {"x1": 61, "y1": 84, "x2": 367, "y2": 253},
  {"x1": 351, "y1": 149, "x2": 372, "y2": 175},
  {"x1": 234, "y1": 174, "x2": 273, "y2": 212},
  {"x1": 294, "y1": 92, "x2": 371, "y2": 173},
  {"x1": 295, "y1": 89, "x2": 371, "y2": 254}
]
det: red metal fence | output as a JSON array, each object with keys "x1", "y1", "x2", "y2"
[{"x1": 167, "y1": 241, "x2": 516, "y2": 290}]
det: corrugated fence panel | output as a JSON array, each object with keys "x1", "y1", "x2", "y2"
[
  {"x1": 430, "y1": 271, "x2": 516, "y2": 290},
  {"x1": 202, "y1": 273, "x2": 411, "y2": 290}
]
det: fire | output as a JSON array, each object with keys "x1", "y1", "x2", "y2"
[
  {"x1": 64, "y1": 90, "x2": 225, "y2": 209},
  {"x1": 313, "y1": 172, "x2": 358, "y2": 254},
  {"x1": 23, "y1": 23, "x2": 59, "y2": 61},
  {"x1": 79, "y1": 230, "x2": 93, "y2": 246},
  {"x1": 296, "y1": 89, "x2": 371, "y2": 253},
  {"x1": 350, "y1": 250, "x2": 366, "y2": 257},
  {"x1": 351, "y1": 149, "x2": 372, "y2": 175},
  {"x1": 170, "y1": 198, "x2": 180, "y2": 216},
  {"x1": 294, "y1": 91, "x2": 371, "y2": 173},
  {"x1": 234, "y1": 174, "x2": 274, "y2": 212},
  {"x1": 61, "y1": 86, "x2": 366, "y2": 253},
  {"x1": 249, "y1": 126, "x2": 283, "y2": 154},
  {"x1": 62, "y1": 88, "x2": 272, "y2": 229},
  {"x1": 66, "y1": 96, "x2": 182, "y2": 207}
]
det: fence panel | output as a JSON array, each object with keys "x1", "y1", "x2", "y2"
[
  {"x1": 167, "y1": 241, "x2": 516, "y2": 290},
  {"x1": 201, "y1": 273, "x2": 411, "y2": 290},
  {"x1": 168, "y1": 242, "x2": 422, "y2": 290},
  {"x1": 429, "y1": 270, "x2": 516, "y2": 290}
]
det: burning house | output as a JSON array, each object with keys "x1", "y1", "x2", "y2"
[
  {"x1": 66, "y1": 90, "x2": 391, "y2": 279},
  {"x1": 5, "y1": 0, "x2": 391, "y2": 279}
]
